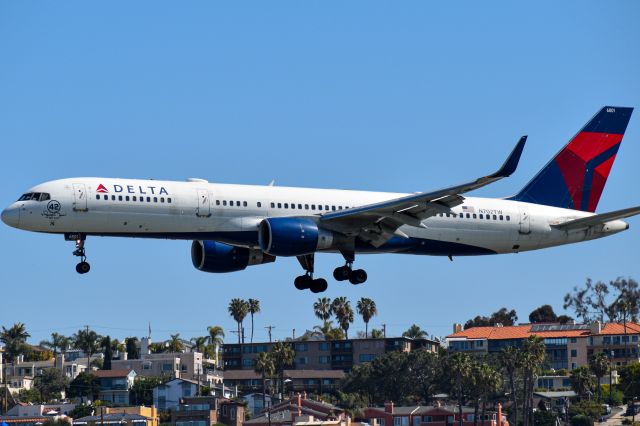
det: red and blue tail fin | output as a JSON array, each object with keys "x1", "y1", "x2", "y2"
[{"x1": 511, "y1": 106, "x2": 633, "y2": 212}]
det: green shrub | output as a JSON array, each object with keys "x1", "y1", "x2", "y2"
[{"x1": 570, "y1": 414, "x2": 593, "y2": 426}]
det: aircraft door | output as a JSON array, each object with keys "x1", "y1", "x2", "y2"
[
  {"x1": 196, "y1": 189, "x2": 211, "y2": 217},
  {"x1": 518, "y1": 206, "x2": 530, "y2": 235},
  {"x1": 72, "y1": 183, "x2": 88, "y2": 212}
]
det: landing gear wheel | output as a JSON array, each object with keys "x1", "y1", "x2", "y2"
[
  {"x1": 294, "y1": 274, "x2": 312, "y2": 290},
  {"x1": 310, "y1": 278, "x2": 328, "y2": 293},
  {"x1": 333, "y1": 265, "x2": 351, "y2": 281},
  {"x1": 76, "y1": 261, "x2": 91, "y2": 274},
  {"x1": 349, "y1": 269, "x2": 367, "y2": 285}
]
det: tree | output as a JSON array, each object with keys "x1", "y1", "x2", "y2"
[
  {"x1": 39, "y1": 333, "x2": 70, "y2": 362},
  {"x1": 34, "y1": 368, "x2": 69, "y2": 402},
  {"x1": 356, "y1": 298, "x2": 378, "y2": 338},
  {"x1": 130, "y1": 376, "x2": 165, "y2": 406},
  {"x1": 313, "y1": 321, "x2": 345, "y2": 340},
  {"x1": 619, "y1": 363, "x2": 640, "y2": 400},
  {"x1": 271, "y1": 342, "x2": 295, "y2": 396},
  {"x1": 442, "y1": 352, "x2": 473, "y2": 426},
  {"x1": 101, "y1": 336, "x2": 113, "y2": 370},
  {"x1": 563, "y1": 277, "x2": 640, "y2": 323},
  {"x1": 191, "y1": 336, "x2": 208, "y2": 353},
  {"x1": 16, "y1": 387, "x2": 42, "y2": 403},
  {"x1": 408, "y1": 350, "x2": 441, "y2": 404},
  {"x1": 0, "y1": 322, "x2": 31, "y2": 362},
  {"x1": 332, "y1": 297, "x2": 354, "y2": 339},
  {"x1": 72, "y1": 328, "x2": 101, "y2": 363},
  {"x1": 468, "y1": 361, "x2": 502, "y2": 426},
  {"x1": 228, "y1": 299, "x2": 249, "y2": 344},
  {"x1": 68, "y1": 372, "x2": 100, "y2": 401},
  {"x1": 370, "y1": 328, "x2": 384, "y2": 339},
  {"x1": 464, "y1": 308, "x2": 518, "y2": 329},
  {"x1": 570, "y1": 366, "x2": 595, "y2": 399},
  {"x1": 520, "y1": 336, "x2": 546, "y2": 426},
  {"x1": 588, "y1": 352, "x2": 609, "y2": 399},
  {"x1": 498, "y1": 346, "x2": 521, "y2": 426},
  {"x1": 254, "y1": 352, "x2": 275, "y2": 409},
  {"x1": 402, "y1": 324, "x2": 428, "y2": 339},
  {"x1": 207, "y1": 325, "x2": 225, "y2": 346},
  {"x1": 248, "y1": 299, "x2": 261, "y2": 344},
  {"x1": 314, "y1": 297, "x2": 334, "y2": 325},
  {"x1": 528, "y1": 305, "x2": 558, "y2": 323},
  {"x1": 125, "y1": 337, "x2": 140, "y2": 360},
  {"x1": 167, "y1": 334, "x2": 184, "y2": 352}
]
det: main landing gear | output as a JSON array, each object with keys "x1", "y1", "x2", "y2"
[
  {"x1": 294, "y1": 254, "x2": 328, "y2": 293},
  {"x1": 293, "y1": 251, "x2": 368, "y2": 293},
  {"x1": 71, "y1": 235, "x2": 91, "y2": 274}
]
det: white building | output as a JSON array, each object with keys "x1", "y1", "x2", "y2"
[{"x1": 152, "y1": 378, "x2": 199, "y2": 411}]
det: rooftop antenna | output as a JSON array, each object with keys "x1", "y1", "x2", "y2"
[{"x1": 268, "y1": 180, "x2": 275, "y2": 187}]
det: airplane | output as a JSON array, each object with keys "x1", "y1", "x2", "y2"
[{"x1": 2, "y1": 106, "x2": 639, "y2": 293}]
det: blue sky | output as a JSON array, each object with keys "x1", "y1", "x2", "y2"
[{"x1": 1, "y1": 2, "x2": 639, "y2": 345}]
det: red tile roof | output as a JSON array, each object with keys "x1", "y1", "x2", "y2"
[{"x1": 447, "y1": 322, "x2": 640, "y2": 340}]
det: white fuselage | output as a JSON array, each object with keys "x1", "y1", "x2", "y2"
[{"x1": 1, "y1": 177, "x2": 629, "y2": 257}]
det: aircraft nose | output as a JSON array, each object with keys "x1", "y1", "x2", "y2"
[{"x1": 1, "y1": 205, "x2": 20, "y2": 228}]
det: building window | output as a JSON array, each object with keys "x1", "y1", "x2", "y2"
[
  {"x1": 298, "y1": 357, "x2": 308, "y2": 365},
  {"x1": 319, "y1": 356, "x2": 330, "y2": 364},
  {"x1": 295, "y1": 343, "x2": 308, "y2": 352},
  {"x1": 571, "y1": 350, "x2": 577, "y2": 357},
  {"x1": 319, "y1": 342, "x2": 329, "y2": 351}
]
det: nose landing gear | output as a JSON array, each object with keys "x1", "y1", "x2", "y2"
[{"x1": 71, "y1": 236, "x2": 90, "y2": 274}]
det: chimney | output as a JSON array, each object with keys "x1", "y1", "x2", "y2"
[
  {"x1": 453, "y1": 324, "x2": 462, "y2": 334},
  {"x1": 122, "y1": 351, "x2": 128, "y2": 361},
  {"x1": 384, "y1": 402, "x2": 394, "y2": 414},
  {"x1": 303, "y1": 391, "x2": 307, "y2": 400},
  {"x1": 590, "y1": 321, "x2": 602, "y2": 335},
  {"x1": 497, "y1": 403, "x2": 502, "y2": 426},
  {"x1": 297, "y1": 393, "x2": 302, "y2": 416}
]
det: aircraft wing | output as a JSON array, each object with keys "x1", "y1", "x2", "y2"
[
  {"x1": 551, "y1": 206, "x2": 640, "y2": 230},
  {"x1": 319, "y1": 136, "x2": 527, "y2": 247}
]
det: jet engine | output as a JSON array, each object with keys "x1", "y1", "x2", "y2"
[
  {"x1": 191, "y1": 240, "x2": 275, "y2": 273},
  {"x1": 258, "y1": 217, "x2": 335, "y2": 256}
]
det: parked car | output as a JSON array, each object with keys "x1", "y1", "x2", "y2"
[{"x1": 602, "y1": 404, "x2": 611, "y2": 415}]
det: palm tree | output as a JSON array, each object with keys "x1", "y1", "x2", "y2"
[
  {"x1": 39, "y1": 332, "x2": 70, "y2": 365},
  {"x1": 370, "y1": 328, "x2": 384, "y2": 339},
  {"x1": 0, "y1": 322, "x2": 31, "y2": 362},
  {"x1": 167, "y1": 334, "x2": 184, "y2": 352},
  {"x1": 72, "y1": 328, "x2": 100, "y2": 365},
  {"x1": 271, "y1": 342, "x2": 295, "y2": 396},
  {"x1": 520, "y1": 336, "x2": 546, "y2": 426},
  {"x1": 443, "y1": 352, "x2": 473, "y2": 426},
  {"x1": 332, "y1": 297, "x2": 354, "y2": 339},
  {"x1": 207, "y1": 325, "x2": 225, "y2": 367},
  {"x1": 356, "y1": 298, "x2": 378, "y2": 338},
  {"x1": 498, "y1": 346, "x2": 521, "y2": 426},
  {"x1": 469, "y1": 361, "x2": 502, "y2": 426},
  {"x1": 101, "y1": 336, "x2": 113, "y2": 370},
  {"x1": 570, "y1": 365, "x2": 595, "y2": 399},
  {"x1": 313, "y1": 321, "x2": 345, "y2": 340},
  {"x1": 228, "y1": 299, "x2": 249, "y2": 344},
  {"x1": 191, "y1": 336, "x2": 208, "y2": 353},
  {"x1": 402, "y1": 324, "x2": 428, "y2": 339},
  {"x1": 248, "y1": 299, "x2": 261, "y2": 344},
  {"x1": 255, "y1": 352, "x2": 275, "y2": 409},
  {"x1": 589, "y1": 352, "x2": 609, "y2": 399},
  {"x1": 314, "y1": 297, "x2": 333, "y2": 325}
]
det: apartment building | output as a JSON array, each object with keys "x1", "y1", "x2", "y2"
[
  {"x1": 94, "y1": 369, "x2": 137, "y2": 406},
  {"x1": 447, "y1": 321, "x2": 640, "y2": 370},
  {"x1": 223, "y1": 337, "x2": 438, "y2": 372},
  {"x1": 223, "y1": 369, "x2": 345, "y2": 394},
  {"x1": 363, "y1": 402, "x2": 507, "y2": 426}
]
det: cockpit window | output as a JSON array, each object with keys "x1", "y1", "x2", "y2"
[{"x1": 17, "y1": 192, "x2": 50, "y2": 201}]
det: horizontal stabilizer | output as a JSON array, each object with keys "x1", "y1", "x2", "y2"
[{"x1": 552, "y1": 206, "x2": 640, "y2": 230}]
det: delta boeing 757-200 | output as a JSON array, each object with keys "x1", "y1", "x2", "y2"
[{"x1": 2, "y1": 106, "x2": 639, "y2": 293}]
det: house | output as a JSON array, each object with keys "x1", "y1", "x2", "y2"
[
  {"x1": 447, "y1": 321, "x2": 640, "y2": 370},
  {"x1": 224, "y1": 337, "x2": 438, "y2": 372},
  {"x1": 152, "y1": 377, "x2": 200, "y2": 411},
  {"x1": 362, "y1": 403, "x2": 508, "y2": 426},
  {"x1": 74, "y1": 412, "x2": 153, "y2": 426},
  {"x1": 104, "y1": 406, "x2": 159, "y2": 426},
  {"x1": 0, "y1": 414, "x2": 72, "y2": 426},
  {"x1": 241, "y1": 393, "x2": 275, "y2": 416},
  {"x1": 94, "y1": 369, "x2": 137, "y2": 406},
  {"x1": 243, "y1": 394, "x2": 346, "y2": 426},
  {"x1": 171, "y1": 395, "x2": 245, "y2": 426},
  {"x1": 7, "y1": 402, "x2": 77, "y2": 417}
]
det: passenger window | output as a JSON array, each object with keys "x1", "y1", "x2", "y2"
[
  {"x1": 236, "y1": 201, "x2": 240, "y2": 206},
  {"x1": 160, "y1": 198, "x2": 165, "y2": 203},
  {"x1": 153, "y1": 197, "x2": 158, "y2": 202},
  {"x1": 311, "y1": 205, "x2": 316, "y2": 210},
  {"x1": 284, "y1": 203, "x2": 289, "y2": 209},
  {"x1": 486, "y1": 215, "x2": 491, "y2": 220},
  {"x1": 291, "y1": 203, "x2": 295, "y2": 209},
  {"x1": 479, "y1": 214, "x2": 483, "y2": 219},
  {"x1": 168, "y1": 198, "x2": 172, "y2": 203},
  {"x1": 112, "y1": 195, "x2": 116, "y2": 201},
  {"x1": 332, "y1": 206, "x2": 336, "y2": 211},
  {"x1": 466, "y1": 213, "x2": 470, "y2": 218},
  {"x1": 125, "y1": 196, "x2": 130, "y2": 201},
  {"x1": 96, "y1": 194, "x2": 100, "y2": 200},
  {"x1": 118, "y1": 195, "x2": 123, "y2": 201},
  {"x1": 305, "y1": 204, "x2": 309, "y2": 210},
  {"x1": 338, "y1": 206, "x2": 343, "y2": 210},
  {"x1": 473, "y1": 214, "x2": 477, "y2": 219},
  {"x1": 104, "y1": 195, "x2": 108, "y2": 200},
  {"x1": 277, "y1": 203, "x2": 282, "y2": 208},
  {"x1": 147, "y1": 197, "x2": 151, "y2": 202},
  {"x1": 493, "y1": 215, "x2": 497, "y2": 220},
  {"x1": 499, "y1": 215, "x2": 504, "y2": 220},
  {"x1": 140, "y1": 197, "x2": 144, "y2": 202},
  {"x1": 133, "y1": 196, "x2": 137, "y2": 201},
  {"x1": 243, "y1": 201, "x2": 247, "y2": 207},
  {"x1": 257, "y1": 202, "x2": 262, "y2": 208},
  {"x1": 318, "y1": 205, "x2": 322, "y2": 211},
  {"x1": 506, "y1": 215, "x2": 510, "y2": 221},
  {"x1": 445, "y1": 213, "x2": 450, "y2": 217},
  {"x1": 325, "y1": 205, "x2": 329, "y2": 210},
  {"x1": 298, "y1": 204, "x2": 302, "y2": 209},
  {"x1": 216, "y1": 200, "x2": 220, "y2": 206}
]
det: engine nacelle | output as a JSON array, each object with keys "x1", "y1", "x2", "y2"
[
  {"x1": 191, "y1": 240, "x2": 275, "y2": 273},
  {"x1": 258, "y1": 217, "x2": 334, "y2": 257}
]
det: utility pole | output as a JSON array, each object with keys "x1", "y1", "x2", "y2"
[
  {"x1": 265, "y1": 326, "x2": 275, "y2": 343},
  {"x1": 292, "y1": 329, "x2": 296, "y2": 340},
  {"x1": 382, "y1": 324, "x2": 387, "y2": 338}
]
